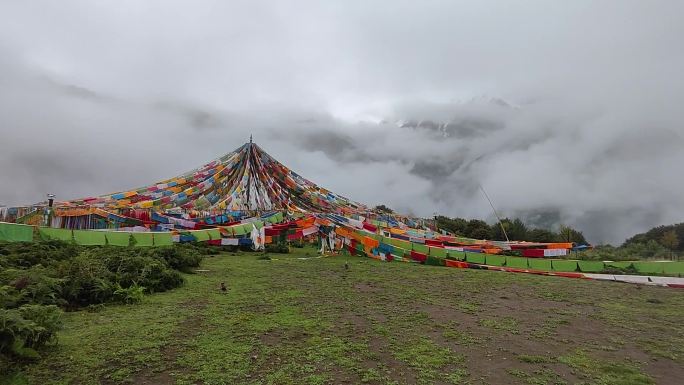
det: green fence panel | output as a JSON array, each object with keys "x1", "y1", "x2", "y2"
[
  {"x1": 605, "y1": 261, "x2": 633, "y2": 269},
  {"x1": 389, "y1": 238, "x2": 411, "y2": 250},
  {"x1": 426, "y1": 255, "x2": 445, "y2": 266},
  {"x1": 633, "y1": 261, "x2": 664, "y2": 274},
  {"x1": 485, "y1": 254, "x2": 505, "y2": 266},
  {"x1": 0, "y1": 222, "x2": 34, "y2": 242},
  {"x1": 207, "y1": 229, "x2": 221, "y2": 240},
  {"x1": 578, "y1": 260, "x2": 605, "y2": 273},
  {"x1": 429, "y1": 247, "x2": 447, "y2": 258},
  {"x1": 412, "y1": 243, "x2": 429, "y2": 254},
  {"x1": 38, "y1": 227, "x2": 73, "y2": 242},
  {"x1": 447, "y1": 250, "x2": 467, "y2": 261},
  {"x1": 506, "y1": 256, "x2": 529, "y2": 269},
  {"x1": 153, "y1": 232, "x2": 174, "y2": 246},
  {"x1": 662, "y1": 262, "x2": 684, "y2": 275},
  {"x1": 106, "y1": 232, "x2": 132, "y2": 246},
  {"x1": 465, "y1": 253, "x2": 486, "y2": 264},
  {"x1": 73, "y1": 230, "x2": 107, "y2": 246},
  {"x1": 131, "y1": 232, "x2": 155, "y2": 247},
  {"x1": 552, "y1": 260, "x2": 578, "y2": 272},
  {"x1": 528, "y1": 258, "x2": 553, "y2": 271}
]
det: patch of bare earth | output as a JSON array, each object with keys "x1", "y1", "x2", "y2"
[
  {"x1": 418, "y1": 298, "x2": 588, "y2": 384},
  {"x1": 417, "y1": 287, "x2": 684, "y2": 384},
  {"x1": 354, "y1": 282, "x2": 380, "y2": 293}
]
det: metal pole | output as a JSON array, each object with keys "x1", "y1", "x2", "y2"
[
  {"x1": 46, "y1": 193, "x2": 55, "y2": 227},
  {"x1": 479, "y1": 184, "x2": 509, "y2": 242}
]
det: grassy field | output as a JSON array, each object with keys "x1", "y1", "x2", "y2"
[{"x1": 7, "y1": 246, "x2": 684, "y2": 385}]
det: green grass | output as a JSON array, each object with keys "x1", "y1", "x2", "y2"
[
  {"x1": 5, "y1": 246, "x2": 684, "y2": 384},
  {"x1": 559, "y1": 350, "x2": 653, "y2": 385},
  {"x1": 517, "y1": 354, "x2": 554, "y2": 364},
  {"x1": 479, "y1": 317, "x2": 520, "y2": 334}
]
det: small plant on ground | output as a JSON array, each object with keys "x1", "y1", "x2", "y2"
[{"x1": 113, "y1": 282, "x2": 145, "y2": 304}]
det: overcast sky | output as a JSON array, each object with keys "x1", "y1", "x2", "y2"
[{"x1": 1, "y1": 1, "x2": 683, "y2": 244}]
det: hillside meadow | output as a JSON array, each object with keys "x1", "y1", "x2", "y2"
[{"x1": 4, "y1": 246, "x2": 684, "y2": 385}]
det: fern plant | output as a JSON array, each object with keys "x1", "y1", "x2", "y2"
[
  {"x1": 113, "y1": 282, "x2": 145, "y2": 304},
  {"x1": 0, "y1": 304, "x2": 62, "y2": 358}
]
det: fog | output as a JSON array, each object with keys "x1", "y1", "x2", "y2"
[{"x1": 1, "y1": 1, "x2": 683, "y2": 244}]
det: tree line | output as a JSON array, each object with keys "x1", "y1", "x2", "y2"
[
  {"x1": 433, "y1": 216, "x2": 588, "y2": 244},
  {"x1": 376, "y1": 205, "x2": 682, "y2": 260}
]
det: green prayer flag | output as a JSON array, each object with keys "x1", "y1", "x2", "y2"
[
  {"x1": 232, "y1": 225, "x2": 246, "y2": 236},
  {"x1": 207, "y1": 229, "x2": 221, "y2": 240},
  {"x1": 190, "y1": 230, "x2": 211, "y2": 242},
  {"x1": 242, "y1": 223, "x2": 254, "y2": 234},
  {"x1": 222, "y1": 227, "x2": 234, "y2": 237}
]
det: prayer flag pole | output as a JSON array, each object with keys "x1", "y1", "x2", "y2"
[{"x1": 479, "y1": 184, "x2": 510, "y2": 242}]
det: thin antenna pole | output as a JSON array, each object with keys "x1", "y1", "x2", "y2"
[{"x1": 479, "y1": 184, "x2": 510, "y2": 242}]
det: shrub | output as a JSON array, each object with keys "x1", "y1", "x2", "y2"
[
  {"x1": 177, "y1": 242, "x2": 220, "y2": 255},
  {"x1": 265, "y1": 243, "x2": 289, "y2": 254},
  {"x1": 113, "y1": 282, "x2": 145, "y2": 304},
  {"x1": 60, "y1": 252, "x2": 114, "y2": 307},
  {"x1": 0, "y1": 304, "x2": 63, "y2": 358},
  {"x1": 0, "y1": 240, "x2": 201, "y2": 368},
  {"x1": 1, "y1": 266, "x2": 65, "y2": 308},
  {"x1": 291, "y1": 240, "x2": 305, "y2": 248},
  {"x1": 0, "y1": 243, "x2": 195, "y2": 309},
  {"x1": 149, "y1": 246, "x2": 202, "y2": 273}
]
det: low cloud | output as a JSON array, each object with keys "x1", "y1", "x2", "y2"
[{"x1": 1, "y1": 1, "x2": 683, "y2": 245}]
